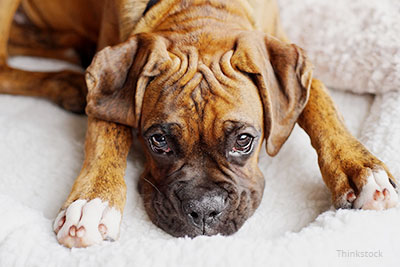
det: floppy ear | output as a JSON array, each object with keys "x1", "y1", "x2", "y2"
[
  {"x1": 232, "y1": 32, "x2": 313, "y2": 156},
  {"x1": 85, "y1": 34, "x2": 172, "y2": 128}
]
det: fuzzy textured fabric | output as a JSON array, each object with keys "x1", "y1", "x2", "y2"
[
  {"x1": 279, "y1": 0, "x2": 400, "y2": 94},
  {"x1": 1, "y1": 1, "x2": 400, "y2": 266},
  {"x1": 360, "y1": 91, "x2": 400, "y2": 177},
  {"x1": 279, "y1": 0, "x2": 400, "y2": 195}
]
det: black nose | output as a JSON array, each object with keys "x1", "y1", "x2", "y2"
[{"x1": 182, "y1": 192, "x2": 226, "y2": 230}]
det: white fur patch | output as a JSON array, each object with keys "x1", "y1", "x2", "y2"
[
  {"x1": 54, "y1": 198, "x2": 121, "y2": 248},
  {"x1": 353, "y1": 169, "x2": 398, "y2": 210}
]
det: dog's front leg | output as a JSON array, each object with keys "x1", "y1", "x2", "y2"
[
  {"x1": 54, "y1": 117, "x2": 132, "y2": 248},
  {"x1": 297, "y1": 79, "x2": 398, "y2": 210}
]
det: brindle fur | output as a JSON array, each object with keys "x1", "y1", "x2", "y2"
[{"x1": 0, "y1": 0, "x2": 396, "y2": 247}]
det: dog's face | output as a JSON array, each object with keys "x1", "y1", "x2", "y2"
[
  {"x1": 85, "y1": 31, "x2": 312, "y2": 237},
  {"x1": 137, "y1": 51, "x2": 265, "y2": 236}
]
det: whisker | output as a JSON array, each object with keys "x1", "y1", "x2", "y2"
[{"x1": 143, "y1": 177, "x2": 162, "y2": 195}]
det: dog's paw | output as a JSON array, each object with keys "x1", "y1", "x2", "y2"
[
  {"x1": 353, "y1": 168, "x2": 398, "y2": 210},
  {"x1": 48, "y1": 71, "x2": 87, "y2": 114},
  {"x1": 54, "y1": 198, "x2": 121, "y2": 248},
  {"x1": 334, "y1": 167, "x2": 398, "y2": 210}
]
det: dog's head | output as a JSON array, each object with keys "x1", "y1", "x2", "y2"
[{"x1": 85, "y1": 31, "x2": 312, "y2": 237}]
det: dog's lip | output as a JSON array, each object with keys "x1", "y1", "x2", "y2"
[
  {"x1": 140, "y1": 166, "x2": 262, "y2": 237},
  {"x1": 150, "y1": 187, "x2": 249, "y2": 237}
]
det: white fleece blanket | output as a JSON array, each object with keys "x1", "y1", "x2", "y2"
[{"x1": 1, "y1": 1, "x2": 400, "y2": 266}]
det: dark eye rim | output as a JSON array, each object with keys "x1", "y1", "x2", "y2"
[
  {"x1": 149, "y1": 134, "x2": 172, "y2": 154},
  {"x1": 230, "y1": 133, "x2": 255, "y2": 155}
]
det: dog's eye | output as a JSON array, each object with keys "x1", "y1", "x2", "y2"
[
  {"x1": 149, "y1": 134, "x2": 171, "y2": 154},
  {"x1": 232, "y1": 134, "x2": 254, "y2": 154}
]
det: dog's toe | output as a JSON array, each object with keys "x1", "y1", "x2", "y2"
[
  {"x1": 353, "y1": 168, "x2": 398, "y2": 210},
  {"x1": 54, "y1": 198, "x2": 121, "y2": 248}
]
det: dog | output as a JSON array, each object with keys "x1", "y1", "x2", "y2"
[{"x1": 0, "y1": 0, "x2": 398, "y2": 248}]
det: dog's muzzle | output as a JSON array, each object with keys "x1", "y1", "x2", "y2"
[{"x1": 139, "y1": 175, "x2": 257, "y2": 238}]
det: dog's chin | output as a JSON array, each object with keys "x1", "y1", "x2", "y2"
[
  {"x1": 156, "y1": 219, "x2": 239, "y2": 238},
  {"x1": 146, "y1": 205, "x2": 252, "y2": 238}
]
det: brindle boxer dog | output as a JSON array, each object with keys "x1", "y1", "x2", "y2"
[{"x1": 0, "y1": 0, "x2": 398, "y2": 248}]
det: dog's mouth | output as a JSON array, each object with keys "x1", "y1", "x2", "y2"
[{"x1": 139, "y1": 178, "x2": 262, "y2": 237}]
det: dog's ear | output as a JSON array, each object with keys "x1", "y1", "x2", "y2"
[
  {"x1": 85, "y1": 34, "x2": 172, "y2": 128},
  {"x1": 232, "y1": 33, "x2": 313, "y2": 156}
]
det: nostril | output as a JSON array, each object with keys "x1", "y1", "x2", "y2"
[
  {"x1": 208, "y1": 211, "x2": 220, "y2": 218},
  {"x1": 187, "y1": 210, "x2": 203, "y2": 227},
  {"x1": 189, "y1": 211, "x2": 199, "y2": 219}
]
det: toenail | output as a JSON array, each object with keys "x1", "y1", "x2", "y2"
[
  {"x1": 69, "y1": 226, "x2": 76, "y2": 237},
  {"x1": 99, "y1": 224, "x2": 107, "y2": 235},
  {"x1": 373, "y1": 190, "x2": 383, "y2": 201},
  {"x1": 76, "y1": 226, "x2": 85, "y2": 238},
  {"x1": 346, "y1": 192, "x2": 356, "y2": 202},
  {"x1": 383, "y1": 188, "x2": 390, "y2": 199}
]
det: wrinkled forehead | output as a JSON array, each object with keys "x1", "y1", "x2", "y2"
[{"x1": 140, "y1": 49, "x2": 263, "y2": 135}]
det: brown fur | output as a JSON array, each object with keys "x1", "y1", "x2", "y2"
[
  {"x1": 63, "y1": 117, "x2": 132, "y2": 213},
  {"x1": 0, "y1": 0, "x2": 396, "y2": 247},
  {"x1": 297, "y1": 79, "x2": 395, "y2": 208}
]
